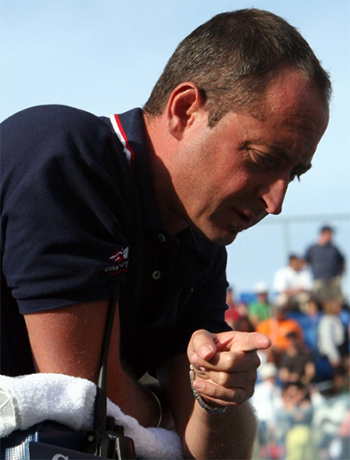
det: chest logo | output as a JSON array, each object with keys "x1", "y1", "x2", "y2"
[{"x1": 104, "y1": 247, "x2": 129, "y2": 274}]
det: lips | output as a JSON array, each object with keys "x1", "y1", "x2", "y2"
[
  {"x1": 230, "y1": 207, "x2": 266, "y2": 231},
  {"x1": 230, "y1": 208, "x2": 254, "y2": 231}
]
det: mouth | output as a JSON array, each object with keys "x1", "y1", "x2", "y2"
[
  {"x1": 229, "y1": 208, "x2": 254, "y2": 231},
  {"x1": 230, "y1": 208, "x2": 265, "y2": 231}
]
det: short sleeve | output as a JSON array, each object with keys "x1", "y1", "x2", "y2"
[{"x1": 1, "y1": 106, "x2": 134, "y2": 313}]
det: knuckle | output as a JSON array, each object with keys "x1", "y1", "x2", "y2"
[
  {"x1": 218, "y1": 372, "x2": 229, "y2": 387},
  {"x1": 225, "y1": 353, "x2": 235, "y2": 368},
  {"x1": 191, "y1": 329, "x2": 204, "y2": 343},
  {"x1": 235, "y1": 388, "x2": 251, "y2": 404},
  {"x1": 230, "y1": 388, "x2": 242, "y2": 404},
  {"x1": 192, "y1": 329, "x2": 213, "y2": 346},
  {"x1": 211, "y1": 385, "x2": 220, "y2": 398},
  {"x1": 247, "y1": 370, "x2": 258, "y2": 387}
]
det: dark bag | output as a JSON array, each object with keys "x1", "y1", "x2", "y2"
[
  {"x1": 1, "y1": 294, "x2": 136, "y2": 460},
  {"x1": 1, "y1": 419, "x2": 136, "y2": 460}
]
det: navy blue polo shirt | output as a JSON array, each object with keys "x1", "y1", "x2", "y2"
[
  {"x1": 305, "y1": 242, "x2": 345, "y2": 280},
  {"x1": 1, "y1": 105, "x2": 230, "y2": 378}
]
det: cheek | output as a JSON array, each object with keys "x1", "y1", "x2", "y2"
[{"x1": 221, "y1": 169, "x2": 252, "y2": 196}]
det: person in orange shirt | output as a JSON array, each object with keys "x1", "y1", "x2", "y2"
[{"x1": 257, "y1": 295, "x2": 303, "y2": 365}]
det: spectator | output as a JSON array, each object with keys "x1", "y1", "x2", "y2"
[
  {"x1": 318, "y1": 299, "x2": 349, "y2": 377},
  {"x1": 234, "y1": 316, "x2": 255, "y2": 333},
  {"x1": 305, "y1": 226, "x2": 346, "y2": 301},
  {"x1": 301, "y1": 295, "x2": 332, "y2": 382},
  {"x1": 252, "y1": 363, "x2": 283, "y2": 422},
  {"x1": 256, "y1": 296, "x2": 303, "y2": 365},
  {"x1": 331, "y1": 367, "x2": 350, "y2": 396},
  {"x1": 279, "y1": 383, "x2": 317, "y2": 460},
  {"x1": 273, "y1": 254, "x2": 312, "y2": 310},
  {"x1": 224, "y1": 285, "x2": 247, "y2": 329},
  {"x1": 279, "y1": 331, "x2": 315, "y2": 385},
  {"x1": 248, "y1": 282, "x2": 272, "y2": 328},
  {"x1": 338, "y1": 406, "x2": 350, "y2": 460},
  {"x1": 302, "y1": 295, "x2": 323, "y2": 352},
  {"x1": 251, "y1": 363, "x2": 283, "y2": 457}
]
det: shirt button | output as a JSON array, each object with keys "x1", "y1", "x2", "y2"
[
  {"x1": 152, "y1": 270, "x2": 161, "y2": 280},
  {"x1": 158, "y1": 233, "x2": 166, "y2": 243}
]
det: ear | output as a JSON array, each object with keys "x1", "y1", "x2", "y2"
[{"x1": 166, "y1": 82, "x2": 206, "y2": 140}]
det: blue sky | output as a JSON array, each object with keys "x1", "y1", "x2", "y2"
[{"x1": 1, "y1": 0, "x2": 349, "y2": 296}]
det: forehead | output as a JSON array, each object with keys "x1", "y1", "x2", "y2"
[
  {"x1": 229, "y1": 70, "x2": 329, "y2": 166},
  {"x1": 257, "y1": 68, "x2": 329, "y2": 133}
]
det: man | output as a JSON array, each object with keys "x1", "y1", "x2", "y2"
[
  {"x1": 225, "y1": 285, "x2": 248, "y2": 329},
  {"x1": 1, "y1": 8, "x2": 330, "y2": 459},
  {"x1": 274, "y1": 254, "x2": 312, "y2": 309},
  {"x1": 248, "y1": 282, "x2": 272, "y2": 328},
  {"x1": 279, "y1": 331, "x2": 315, "y2": 385},
  {"x1": 274, "y1": 255, "x2": 312, "y2": 296},
  {"x1": 256, "y1": 297, "x2": 304, "y2": 366},
  {"x1": 305, "y1": 226, "x2": 345, "y2": 301}
]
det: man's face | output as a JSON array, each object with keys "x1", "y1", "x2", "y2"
[
  {"x1": 320, "y1": 229, "x2": 333, "y2": 245},
  {"x1": 170, "y1": 68, "x2": 329, "y2": 245},
  {"x1": 258, "y1": 293, "x2": 268, "y2": 303},
  {"x1": 290, "y1": 257, "x2": 300, "y2": 271}
]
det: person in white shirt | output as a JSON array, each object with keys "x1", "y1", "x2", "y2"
[{"x1": 274, "y1": 255, "x2": 312, "y2": 309}]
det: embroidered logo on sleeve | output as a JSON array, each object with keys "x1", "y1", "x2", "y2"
[{"x1": 104, "y1": 247, "x2": 129, "y2": 274}]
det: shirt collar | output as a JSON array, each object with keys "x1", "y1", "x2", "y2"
[
  {"x1": 110, "y1": 108, "x2": 163, "y2": 229},
  {"x1": 110, "y1": 108, "x2": 214, "y2": 263}
]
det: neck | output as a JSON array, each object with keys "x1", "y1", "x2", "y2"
[{"x1": 143, "y1": 113, "x2": 189, "y2": 235}]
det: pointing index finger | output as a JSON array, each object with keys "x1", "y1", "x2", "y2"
[
  {"x1": 217, "y1": 331, "x2": 271, "y2": 352},
  {"x1": 244, "y1": 332, "x2": 271, "y2": 351}
]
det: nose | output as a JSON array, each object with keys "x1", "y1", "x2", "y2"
[{"x1": 259, "y1": 178, "x2": 289, "y2": 215}]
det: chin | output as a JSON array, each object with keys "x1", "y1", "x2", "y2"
[
  {"x1": 197, "y1": 227, "x2": 239, "y2": 246},
  {"x1": 214, "y1": 232, "x2": 239, "y2": 246},
  {"x1": 189, "y1": 217, "x2": 241, "y2": 245}
]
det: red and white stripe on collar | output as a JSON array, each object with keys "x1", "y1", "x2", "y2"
[{"x1": 110, "y1": 114, "x2": 135, "y2": 171}]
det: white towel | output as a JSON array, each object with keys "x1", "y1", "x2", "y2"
[{"x1": 0, "y1": 373, "x2": 183, "y2": 459}]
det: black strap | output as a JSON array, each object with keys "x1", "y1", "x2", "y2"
[
  {"x1": 85, "y1": 290, "x2": 136, "y2": 458},
  {"x1": 94, "y1": 292, "x2": 119, "y2": 434}
]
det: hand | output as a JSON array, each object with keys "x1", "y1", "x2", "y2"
[{"x1": 187, "y1": 329, "x2": 271, "y2": 407}]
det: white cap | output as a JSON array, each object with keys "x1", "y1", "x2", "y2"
[{"x1": 254, "y1": 281, "x2": 268, "y2": 294}]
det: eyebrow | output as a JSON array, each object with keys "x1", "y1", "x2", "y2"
[{"x1": 272, "y1": 146, "x2": 313, "y2": 175}]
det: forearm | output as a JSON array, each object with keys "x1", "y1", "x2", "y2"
[
  {"x1": 24, "y1": 301, "x2": 161, "y2": 429},
  {"x1": 184, "y1": 401, "x2": 258, "y2": 460},
  {"x1": 157, "y1": 330, "x2": 269, "y2": 459},
  {"x1": 108, "y1": 368, "x2": 161, "y2": 428}
]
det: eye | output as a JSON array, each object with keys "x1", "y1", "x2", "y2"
[{"x1": 249, "y1": 149, "x2": 278, "y2": 169}]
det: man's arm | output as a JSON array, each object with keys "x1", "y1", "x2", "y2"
[
  {"x1": 157, "y1": 330, "x2": 271, "y2": 459},
  {"x1": 24, "y1": 300, "x2": 160, "y2": 427}
]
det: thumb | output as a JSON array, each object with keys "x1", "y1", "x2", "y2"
[{"x1": 188, "y1": 329, "x2": 218, "y2": 365}]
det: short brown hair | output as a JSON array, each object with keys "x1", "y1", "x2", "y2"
[{"x1": 144, "y1": 9, "x2": 331, "y2": 127}]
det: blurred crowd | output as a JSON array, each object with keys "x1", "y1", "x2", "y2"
[{"x1": 225, "y1": 226, "x2": 349, "y2": 459}]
